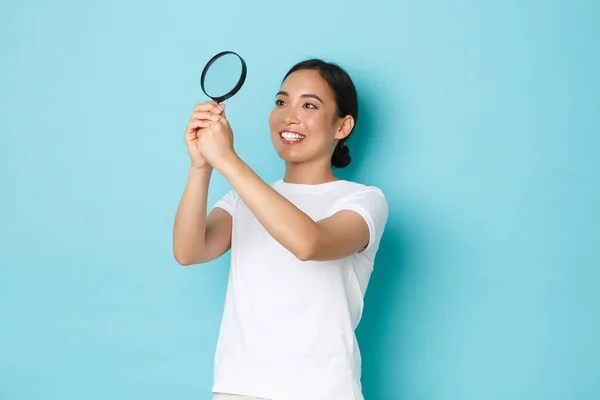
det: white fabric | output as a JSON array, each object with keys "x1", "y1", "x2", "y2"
[
  {"x1": 214, "y1": 393, "x2": 270, "y2": 400},
  {"x1": 210, "y1": 179, "x2": 389, "y2": 400}
]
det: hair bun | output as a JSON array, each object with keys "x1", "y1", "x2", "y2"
[
  {"x1": 332, "y1": 142, "x2": 351, "y2": 168},
  {"x1": 342, "y1": 144, "x2": 350, "y2": 157}
]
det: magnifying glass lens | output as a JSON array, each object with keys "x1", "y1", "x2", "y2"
[
  {"x1": 203, "y1": 54, "x2": 243, "y2": 99},
  {"x1": 200, "y1": 51, "x2": 247, "y2": 104}
]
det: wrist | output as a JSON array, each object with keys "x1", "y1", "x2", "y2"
[
  {"x1": 216, "y1": 151, "x2": 243, "y2": 178},
  {"x1": 189, "y1": 163, "x2": 213, "y2": 174}
]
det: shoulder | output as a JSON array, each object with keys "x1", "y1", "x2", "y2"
[
  {"x1": 211, "y1": 188, "x2": 241, "y2": 216},
  {"x1": 330, "y1": 180, "x2": 389, "y2": 228},
  {"x1": 332, "y1": 181, "x2": 389, "y2": 257},
  {"x1": 336, "y1": 180, "x2": 388, "y2": 206}
]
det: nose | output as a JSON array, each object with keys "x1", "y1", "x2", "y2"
[{"x1": 283, "y1": 109, "x2": 300, "y2": 124}]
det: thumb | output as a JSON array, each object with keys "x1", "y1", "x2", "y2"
[{"x1": 220, "y1": 103, "x2": 226, "y2": 119}]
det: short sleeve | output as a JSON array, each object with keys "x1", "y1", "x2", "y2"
[
  {"x1": 210, "y1": 189, "x2": 239, "y2": 217},
  {"x1": 335, "y1": 186, "x2": 389, "y2": 258}
]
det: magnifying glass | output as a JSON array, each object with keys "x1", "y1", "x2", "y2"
[{"x1": 200, "y1": 51, "x2": 247, "y2": 104}]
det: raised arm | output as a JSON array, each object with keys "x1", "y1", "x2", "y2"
[
  {"x1": 219, "y1": 157, "x2": 370, "y2": 261},
  {"x1": 173, "y1": 102, "x2": 232, "y2": 266},
  {"x1": 173, "y1": 166, "x2": 232, "y2": 265}
]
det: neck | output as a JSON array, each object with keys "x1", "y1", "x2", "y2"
[{"x1": 283, "y1": 158, "x2": 338, "y2": 185}]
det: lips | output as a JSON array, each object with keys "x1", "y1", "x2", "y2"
[
  {"x1": 279, "y1": 131, "x2": 306, "y2": 140},
  {"x1": 280, "y1": 130, "x2": 306, "y2": 143}
]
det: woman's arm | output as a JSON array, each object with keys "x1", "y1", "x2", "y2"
[
  {"x1": 173, "y1": 166, "x2": 232, "y2": 265},
  {"x1": 197, "y1": 116, "x2": 370, "y2": 261},
  {"x1": 218, "y1": 154, "x2": 370, "y2": 261}
]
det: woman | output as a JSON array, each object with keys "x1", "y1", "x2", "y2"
[{"x1": 173, "y1": 59, "x2": 389, "y2": 400}]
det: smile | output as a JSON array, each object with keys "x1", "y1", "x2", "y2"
[{"x1": 280, "y1": 131, "x2": 306, "y2": 142}]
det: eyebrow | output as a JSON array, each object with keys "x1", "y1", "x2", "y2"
[{"x1": 276, "y1": 91, "x2": 324, "y2": 104}]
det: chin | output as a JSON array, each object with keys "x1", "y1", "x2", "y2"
[
  {"x1": 270, "y1": 135, "x2": 325, "y2": 165},
  {"x1": 275, "y1": 150, "x2": 303, "y2": 164},
  {"x1": 270, "y1": 137, "x2": 294, "y2": 160}
]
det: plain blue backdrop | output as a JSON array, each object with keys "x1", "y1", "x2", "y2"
[{"x1": 1, "y1": 0, "x2": 599, "y2": 399}]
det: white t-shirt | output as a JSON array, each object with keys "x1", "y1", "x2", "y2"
[{"x1": 210, "y1": 179, "x2": 389, "y2": 400}]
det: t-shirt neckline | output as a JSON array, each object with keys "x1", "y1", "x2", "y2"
[{"x1": 273, "y1": 178, "x2": 348, "y2": 194}]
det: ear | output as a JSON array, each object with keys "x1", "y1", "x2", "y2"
[{"x1": 334, "y1": 115, "x2": 355, "y2": 140}]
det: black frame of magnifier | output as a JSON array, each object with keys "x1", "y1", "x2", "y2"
[{"x1": 200, "y1": 51, "x2": 247, "y2": 103}]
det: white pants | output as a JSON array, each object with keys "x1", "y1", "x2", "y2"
[{"x1": 213, "y1": 393, "x2": 271, "y2": 400}]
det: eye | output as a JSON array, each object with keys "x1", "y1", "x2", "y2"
[
  {"x1": 303, "y1": 102, "x2": 317, "y2": 109},
  {"x1": 275, "y1": 99, "x2": 286, "y2": 106}
]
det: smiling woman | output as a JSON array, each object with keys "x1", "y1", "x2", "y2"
[
  {"x1": 172, "y1": 58, "x2": 389, "y2": 400},
  {"x1": 270, "y1": 60, "x2": 358, "y2": 170}
]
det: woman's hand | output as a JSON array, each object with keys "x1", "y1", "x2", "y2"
[
  {"x1": 197, "y1": 111, "x2": 237, "y2": 171},
  {"x1": 184, "y1": 101, "x2": 225, "y2": 169}
]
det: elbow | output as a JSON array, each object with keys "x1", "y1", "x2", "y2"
[
  {"x1": 173, "y1": 250, "x2": 200, "y2": 266},
  {"x1": 174, "y1": 255, "x2": 194, "y2": 266},
  {"x1": 293, "y1": 236, "x2": 318, "y2": 262},
  {"x1": 295, "y1": 250, "x2": 312, "y2": 262},
  {"x1": 173, "y1": 238, "x2": 208, "y2": 266}
]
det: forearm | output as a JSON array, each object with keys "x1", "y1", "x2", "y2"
[
  {"x1": 173, "y1": 166, "x2": 213, "y2": 264},
  {"x1": 219, "y1": 154, "x2": 319, "y2": 260}
]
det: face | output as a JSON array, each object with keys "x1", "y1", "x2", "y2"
[{"x1": 269, "y1": 69, "x2": 353, "y2": 165}]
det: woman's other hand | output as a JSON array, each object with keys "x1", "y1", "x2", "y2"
[{"x1": 184, "y1": 101, "x2": 225, "y2": 169}]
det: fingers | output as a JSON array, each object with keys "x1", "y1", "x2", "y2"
[
  {"x1": 184, "y1": 120, "x2": 212, "y2": 140},
  {"x1": 193, "y1": 102, "x2": 225, "y2": 115},
  {"x1": 185, "y1": 102, "x2": 226, "y2": 139},
  {"x1": 193, "y1": 101, "x2": 217, "y2": 111},
  {"x1": 187, "y1": 119, "x2": 213, "y2": 130},
  {"x1": 190, "y1": 110, "x2": 221, "y2": 123}
]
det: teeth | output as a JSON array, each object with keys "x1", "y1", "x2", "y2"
[{"x1": 281, "y1": 131, "x2": 305, "y2": 140}]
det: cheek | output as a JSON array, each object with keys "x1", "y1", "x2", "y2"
[
  {"x1": 268, "y1": 109, "x2": 280, "y2": 131},
  {"x1": 304, "y1": 113, "x2": 332, "y2": 136}
]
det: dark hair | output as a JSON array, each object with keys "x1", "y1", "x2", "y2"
[{"x1": 282, "y1": 59, "x2": 358, "y2": 168}]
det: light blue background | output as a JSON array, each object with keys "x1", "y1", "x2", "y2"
[{"x1": 2, "y1": 0, "x2": 599, "y2": 399}]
